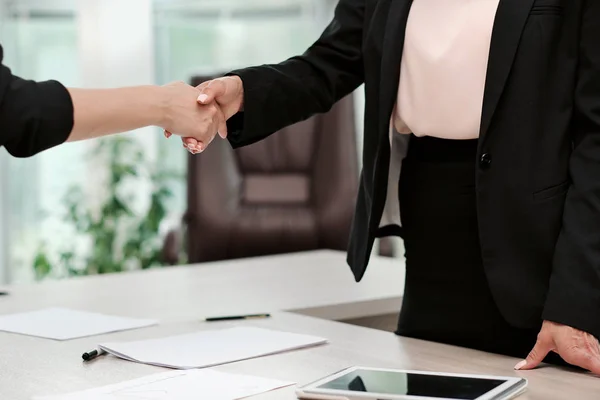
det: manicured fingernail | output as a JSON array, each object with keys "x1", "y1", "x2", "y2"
[
  {"x1": 514, "y1": 360, "x2": 526, "y2": 370},
  {"x1": 197, "y1": 94, "x2": 208, "y2": 103}
]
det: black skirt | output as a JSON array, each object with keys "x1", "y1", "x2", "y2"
[{"x1": 396, "y1": 135, "x2": 566, "y2": 365}]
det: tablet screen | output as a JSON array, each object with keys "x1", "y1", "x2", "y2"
[{"x1": 316, "y1": 369, "x2": 507, "y2": 399}]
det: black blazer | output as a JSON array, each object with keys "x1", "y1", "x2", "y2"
[
  {"x1": 226, "y1": 0, "x2": 600, "y2": 339},
  {"x1": 0, "y1": 44, "x2": 73, "y2": 157}
]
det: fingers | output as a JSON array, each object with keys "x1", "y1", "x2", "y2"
[
  {"x1": 168, "y1": 132, "x2": 201, "y2": 153},
  {"x1": 183, "y1": 137, "x2": 199, "y2": 147},
  {"x1": 516, "y1": 335, "x2": 554, "y2": 370},
  {"x1": 588, "y1": 357, "x2": 600, "y2": 376},
  {"x1": 514, "y1": 322, "x2": 600, "y2": 375},
  {"x1": 197, "y1": 79, "x2": 227, "y2": 105},
  {"x1": 182, "y1": 102, "x2": 227, "y2": 152},
  {"x1": 183, "y1": 137, "x2": 202, "y2": 154},
  {"x1": 557, "y1": 335, "x2": 600, "y2": 375},
  {"x1": 216, "y1": 105, "x2": 228, "y2": 139},
  {"x1": 566, "y1": 350, "x2": 600, "y2": 375},
  {"x1": 161, "y1": 80, "x2": 227, "y2": 153},
  {"x1": 195, "y1": 81, "x2": 209, "y2": 91}
]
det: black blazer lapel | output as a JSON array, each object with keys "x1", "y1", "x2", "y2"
[
  {"x1": 378, "y1": 0, "x2": 413, "y2": 135},
  {"x1": 480, "y1": 0, "x2": 535, "y2": 140}
]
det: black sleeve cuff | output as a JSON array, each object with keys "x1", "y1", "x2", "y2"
[
  {"x1": 542, "y1": 278, "x2": 600, "y2": 340},
  {"x1": 224, "y1": 68, "x2": 284, "y2": 150},
  {"x1": 4, "y1": 79, "x2": 74, "y2": 158},
  {"x1": 225, "y1": 112, "x2": 246, "y2": 149}
]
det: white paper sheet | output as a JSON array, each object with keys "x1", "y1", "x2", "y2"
[
  {"x1": 0, "y1": 308, "x2": 157, "y2": 340},
  {"x1": 34, "y1": 369, "x2": 295, "y2": 400},
  {"x1": 99, "y1": 326, "x2": 327, "y2": 369}
]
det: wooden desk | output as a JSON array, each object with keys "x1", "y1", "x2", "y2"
[
  {"x1": 1, "y1": 251, "x2": 595, "y2": 399},
  {"x1": 0, "y1": 250, "x2": 404, "y2": 322},
  {"x1": 0, "y1": 313, "x2": 596, "y2": 400}
]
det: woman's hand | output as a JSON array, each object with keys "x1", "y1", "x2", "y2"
[
  {"x1": 159, "y1": 81, "x2": 229, "y2": 153},
  {"x1": 196, "y1": 76, "x2": 244, "y2": 119},
  {"x1": 515, "y1": 321, "x2": 600, "y2": 375},
  {"x1": 164, "y1": 76, "x2": 244, "y2": 154}
]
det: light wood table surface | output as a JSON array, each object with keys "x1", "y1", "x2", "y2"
[
  {"x1": 0, "y1": 250, "x2": 404, "y2": 323},
  {"x1": 0, "y1": 312, "x2": 596, "y2": 400},
  {"x1": 1, "y1": 250, "x2": 596, "y2": 399}
]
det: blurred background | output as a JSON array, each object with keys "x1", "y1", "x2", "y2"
[{"x1": 0, "y1": 0, "x2": 401, "y2": 285}]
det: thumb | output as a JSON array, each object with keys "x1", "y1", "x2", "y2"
[
  {"x1": 516, "y1": 338, "x2": 553, "y2": 370},
  {"x1": 197, "y1": 80, "x2": 226, "y2": 105}
]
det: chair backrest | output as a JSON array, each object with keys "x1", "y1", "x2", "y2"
[{"x1": 184, "y1": 75, "x2": 359, "y2": 263}]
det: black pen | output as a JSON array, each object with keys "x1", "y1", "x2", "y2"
[
  {"x1": 205, "y1": 313, "x2": 271, "y2": 322},
  {"x1": 82, "y1": 348, "x2": 106, "y2": 361}
]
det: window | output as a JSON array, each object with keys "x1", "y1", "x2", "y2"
[
  {"x1": 0, "y1": 0, "x2": 80, "y2": 282},
  {"x1": 0, "y1": 0, "x2": 333, "y2": 284},
  {"x1": 153, "y1": 0, "x2": 328, "y2": 219}
]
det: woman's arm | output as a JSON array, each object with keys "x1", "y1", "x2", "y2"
[
  {"x1": 517, "y1": 2, "x2": 600, "y2": 373},
  {"x1": 66, "y1": 81, "x2": 226, "y2": 143},
  {"x1": 229, "y1": 0, "x2": 365, "y2": 147},
  {"x1": 177, "y1": 0, "x2": 366, "y2": 153},
  {"x1": 66, "y1": 86, "x2": 167, "y2": 142},
  {"x1": 0, "y1": 44, "x2": 224, "y2": 157},
  {"x1": 542, "y1": 0, "x2": 600, "y2": 340}
]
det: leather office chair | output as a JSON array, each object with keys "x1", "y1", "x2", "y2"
[{"x1": 162, "y1": 75, "x2": 394, "y2": 264}]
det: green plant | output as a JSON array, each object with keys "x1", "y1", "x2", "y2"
[{"x1": 33, "y1": 136, "x2": 181, "y2": 280}]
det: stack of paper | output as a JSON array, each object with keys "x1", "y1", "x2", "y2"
[
  {"x1": 0, "y1": 308, "x2": 158, "y2": 340},
  {"x1": 34, "y1": 369, "x2": 295, "y2": 400},
  {"x1": 98, "y1": 326, "x2": 328, "y2": 369}
]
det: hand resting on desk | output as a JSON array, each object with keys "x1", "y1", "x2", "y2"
[{"x1": 515, "y1": 321, "x2": 600, "y2": 375}]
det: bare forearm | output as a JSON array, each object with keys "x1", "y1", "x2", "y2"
[{"x1": 66, "y1": 86, "x2": 167, "y2": 142}]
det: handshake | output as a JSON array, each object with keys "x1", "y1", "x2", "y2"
[{"x1": 160, "y1": 76, "x2": 244, "y2": 154}]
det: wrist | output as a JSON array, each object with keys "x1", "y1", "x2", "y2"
[
  {"x1": 150, "y1": 85, "x2": 171, "y2": 128},
  {"x1": 232, "y1": 76, "x2": 244, "y2": 113}
]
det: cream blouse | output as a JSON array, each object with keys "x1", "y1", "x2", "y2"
[{"x1": 394, "y1": 0, "x2": 501, "y2": 139}]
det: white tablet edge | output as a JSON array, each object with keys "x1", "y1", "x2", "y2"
[{"x1": 295, "y1": 366, "x2": 528, "y2": 400}]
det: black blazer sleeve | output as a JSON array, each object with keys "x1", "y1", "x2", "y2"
[
  {"x1": 0, "y1": 44, "x2": 74, "y2": 158},
  {"x1": 225, "y1": 0, "x2": 365, "y2": 148},
  {"x1": 543, "y1": 1, "x2": 600, "y2": 338}
]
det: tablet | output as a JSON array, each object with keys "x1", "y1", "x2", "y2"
[{"x1": 296, "y1": 367, "x2": 527, "y2": 400}]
